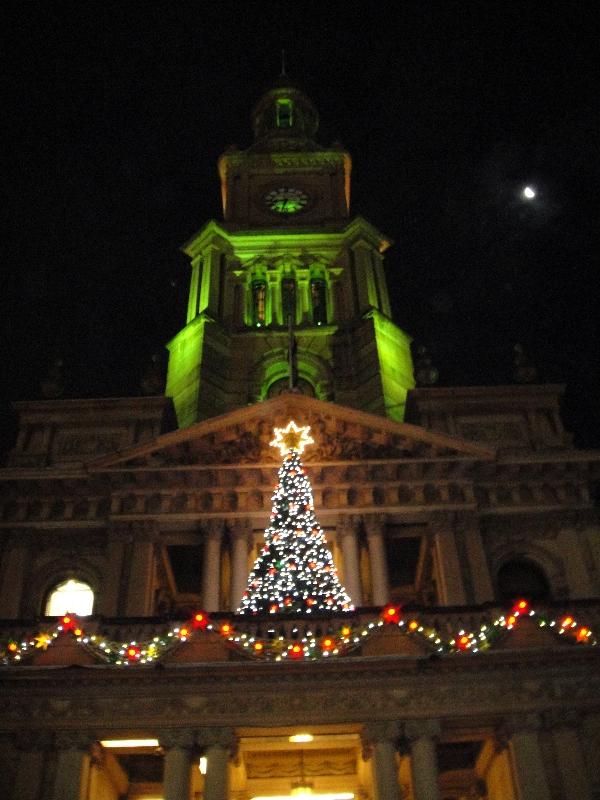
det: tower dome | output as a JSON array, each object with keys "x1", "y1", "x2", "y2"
[{"x1": 250, "y1": 78, "x2": 320, "y2": 152}]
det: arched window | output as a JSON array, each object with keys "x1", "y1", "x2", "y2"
[
  {"x1": 310, "y1": 278, "x2": 327, "y2": 325},
  {"x1": 251, "y1": 280, "x2": 267, "y2": 326},
  {"x1": 267, "y1": 377, "x2": 315, "y2": 398},
  {"x1": 281, "y1": 277, "x2": 296, "y2": 324},
  {"x1": 45, "y1": 578, "x2": 94, "y2": 617},
  {"x1": 496, "y1": 559, "x2": 551, "y2": 604},
  {"x1": 276, "y1": 98, "x2": 293, "y2": 128}
]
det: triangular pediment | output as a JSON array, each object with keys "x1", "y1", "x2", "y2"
[{"x1": 89, "y1": 394, "x2": 493, "y2": 471}]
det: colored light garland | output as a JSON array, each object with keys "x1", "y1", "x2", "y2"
[{"x1": 0, "y1": 601, "x2": 595, "y2": 666}]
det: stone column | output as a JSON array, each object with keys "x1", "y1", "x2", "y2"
[
  {"x1": 201, "y1": 244, "x2": 224, "y2": 317},
  {"x1": 125, "y1": 525, "x2": 157, "y2": 616},
  {"x1": 457, "y1": 512, "x2": 494, "y2": 604},
  {"x1": 373, "y1": 252, "x2": 391, "y2": 316},
  {"x1": 404, "y1": 719, "x2": 441, "y2": 800},
  {"x1": 12, "y1": 731, "x2": 53, "y2": 800},
  {"x1": 187, "y1": 256, "x2": 201, "y2": 323},
  {"x1": 230, "y1": 520, "x2": 252, "y2": 611},
  {"x1": 544, "y1": 711, "x2": 592, "y2": 800},
  {"x1": 0, "y1": 534, "x2": 28, "y2": 617},
  {"x1": 298, "y1": 276, "x2": 310, "y2": 322},
  {"x1": 98, "y1": 530, "x2": 126, "y2": 616},
  {"x1": 429, "y1": 514, "x2": 467, "y2": 605},
  {"x1": 502, "y1": 714, "x2": 551, "y2": 800},
  {"x1": 161, "y1": 730, "x2": 195, "y2": 800},
  {"x1": 202, "y1": 522, "x2": 223, "y2": 612},
  {"x1": 198, "y1": 727, "x2": 237, "y2": 800},
  {"x1": 362, "y1": 721, "x2": 402, "y2": 800},
  {"x1": 338, "y1": 515, "x2": 363, "y2": 605},
  {"x1": 363, "y1": 514, "x2": 389, "y2": 605},
  {"x1": 50, "y1": 732, "x2": 94, "y2": 800},
  {"x1": 351, "y1": 241, "x2": 378, "y2": 311}
]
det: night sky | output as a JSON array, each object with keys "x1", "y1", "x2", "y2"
[{"x1": 3, "y1": 2, "x2": 599, "y2": 450}]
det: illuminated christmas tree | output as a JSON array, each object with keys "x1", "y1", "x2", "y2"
[{"x1": 237, "y1": 421, "x2": 354, "y2": 615}]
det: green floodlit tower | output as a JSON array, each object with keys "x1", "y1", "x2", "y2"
[{"x1": 166, "y1": 77, "x2": 414, "y2": 426}]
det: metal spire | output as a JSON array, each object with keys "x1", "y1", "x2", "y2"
[{"x1": 280, "y1": 49, "x2": 287, "y2": 78}]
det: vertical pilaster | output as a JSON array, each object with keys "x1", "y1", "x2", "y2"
[
  {"x1": 50, "y1": 732, "x2": 94, "y2": 800},
  {"x1": 125, "y1": 526, "x2": 156, "y2": 616},
  {"x1": 198, "y1": 727, "x2": 237, "y2": 800},
  {"x1": 230, "y1": 519, "x2": 252, "y2": 611},
  {"x1": 338, "y1": 515, "x2": 363, "y2": 605},
  {"x1": 202, "y1": 521, "x2": 223, "y2": 611},
  {"x1": 373, "y1": 252, "x2": 391, "y2": 316},
  {"x1": 98, "y1": 531, "x2": 126, "y2": 616},
  {"x1": 502, "y1": 714, "x2": 551, "y2": 800},
  {"x1": 363, "y1": 514, "x2": 390, "y2": 605},
  {"x1": 187, "y1": 257, "x2": 202, "y2": 323},
  {"x1": 0, "y1": 535, "x2": 27, "y2": 617},
  {"x1": 362, "y1": 721, "x2": 402, "y2": 800},
  {"x1": 544, "y1": 711, "x2": 592, "y2": 800},
  {"x1": 404, "y1": 720, "x2": 441, "y2": 800},
  {"x1": 200, "y1": 244, "x2": 223, "y2": 317},
  {"x1": 456, "y1": 512, "x2": 494, "y2": 604},
  {"x1": 298, "y1": 275, "x2": 310, "y2": 323},
  {"x1": 351, "y1": 241, "x2": 377, "y2": 312},
  {"x1": 12, "y1": 732, "x2": 53, "y2": 800},
  {"x1": 161, "y1": 730, "x2": 195, "y2": 800},
  {"x1": 429, "y1": 514, "x2": 467, "y2": 605}
]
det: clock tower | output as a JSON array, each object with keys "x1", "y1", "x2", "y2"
[{"x1": 166, "y1": 78, "x2": 414, "y2": 426}]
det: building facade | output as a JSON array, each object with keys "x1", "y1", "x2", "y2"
[{"x1": 1, "y1": 80, "x2": 599, "y2": 800}]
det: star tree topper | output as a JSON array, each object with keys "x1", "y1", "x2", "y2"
[{"x1": 270, "y1": 420, "x2": 314, "y2": 457}]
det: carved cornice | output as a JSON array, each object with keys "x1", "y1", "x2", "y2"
[
  {"x1": 221, "y1": 151, "x2": 346, "y2": 170},
  {"x1": 54, "y1": 730, "x2": 97, "y2": 751},
  {"x1": 12, "y1": 730, "x2": 55, "y2": 752},
  {"x1": 542, "y1": 708, "x2": 583, "y2": 731},
  {"x1": 1, "y1": 657, "x2": 598, "y2": 733},
  {"x1": 498, "y1": 712, "x2": 543, "y2": 738},
  {"x1": 481, "y1": 510, "x2": 598, "y2": 540}
]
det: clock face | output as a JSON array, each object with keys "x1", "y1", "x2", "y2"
[{"x1": 264, "y1": 187, "x2": 309, "y2": 214}]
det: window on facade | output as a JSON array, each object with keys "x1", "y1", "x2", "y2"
[
  {"x1": 385, "y1": 536, "x2": 423, "y2": 603},
  {"x1": 496, "y1": 558, "x2": 551, "y2": 604},
  {"x1": 267, "y1": 377, "x2": 315, "y2": 399},
  {"x1": 281, "y1": 277, "x2": 296, "y2": 325},
  {"x1": 252, "y1": 280, "x2": 267, "y2": 326},
  {"x1": 45, "y1": 578, "x2": 94, "y2": 616},
  {"x1": 166, "y1": 545, "x2": 204, "y2": 594},
  {"x1": 276, "y1": 98, "x2": 293, "y2": 128},
  {"x1": 310, "y1": 278, "x2": 327, "y2": 325}
]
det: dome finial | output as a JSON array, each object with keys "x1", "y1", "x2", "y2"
[{"x1": 280, "y1": 48, "x2": 287, "y2": 78}]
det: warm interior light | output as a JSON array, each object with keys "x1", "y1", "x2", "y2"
[
  {"x1": 291, "y1": 783, "x2": 313, "y2": 797},
  {"x1": 251, "y1": 794, "x2": 353, "y2": 800},
  {"x1": 133, "y1": 797, "x2": 162, "y2": 800},
  {"x1": 289, "y1": 734, "x2": 314, "y2": 743},
  {"x1": 100, "y1": 739, "x2": 159, "y2": 749},
  {"x1": 199, "y1": 756, "x2": 208, "y2": 774},
  {"x1": 45, "y1": 578, "x2": 94, "y2": 617}
]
